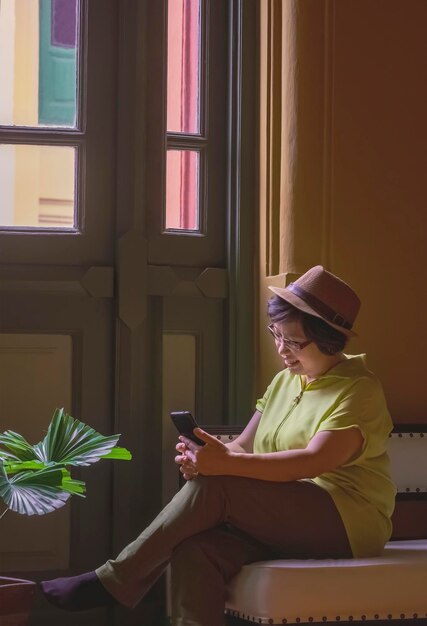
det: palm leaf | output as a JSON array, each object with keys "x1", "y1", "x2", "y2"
[
  {"x1": 101, "y1": 447, "x2": 132, "y2": 460},
  {"x1": 0, "y1": 459, "x2": 72, "y2": 515},
  {"x1": 0, "y1": 409, "x2": 132, "y2": 467},
  {"x1": 61, "y1": 474, "x2": 86, "y2": 496},
  {"x1": 3, "y1": 460, "x2": 50, "y2": 474},
  {"x1": 0, "y1": 431, "x2": 37, "y2": 462},
  {"x1": 33, "y1": 408, "x2": 130, "y2": 466},
  {"x1": 0, "y1": 409, "x2": 131, "y2": 516}
]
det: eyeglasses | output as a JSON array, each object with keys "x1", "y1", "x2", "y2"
[{"x1": 267, "y1": 324, "x2": 312, "y2": 351}]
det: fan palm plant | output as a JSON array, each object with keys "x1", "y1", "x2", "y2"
[{"x1": 0, "y1": 408, "x2": 131, "y2": 518}]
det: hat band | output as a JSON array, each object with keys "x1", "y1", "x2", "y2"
[{"x1": 287, "y1": 283, "x2": 352, "y2": 330}]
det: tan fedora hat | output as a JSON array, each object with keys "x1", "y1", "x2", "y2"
[{"x1": 269, "y1": 265, "x2": 361, "y2": 338}]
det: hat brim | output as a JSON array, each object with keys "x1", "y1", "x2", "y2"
[{"x1": 268, "y1": 285, "x2": 357, "y2": 338}]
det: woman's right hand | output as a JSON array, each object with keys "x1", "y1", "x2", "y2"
[{"x1": 175, "y1": 441, "x2": 199, "y2": 480}]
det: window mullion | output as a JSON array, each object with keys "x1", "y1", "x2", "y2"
[
  {"x1": 0, "y1": 128, "x2": 85, "y2": 144},
  {"x1": 167, "y1": 134, "x2": 207, "y2": 150}
]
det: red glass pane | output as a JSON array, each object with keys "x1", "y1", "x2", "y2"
[
  {"x1": 167, "y1": 0, "x2": 201, "y2": 134},
  {"x1": 165, "y1": 150, "x2": 199, "y2": 230}
]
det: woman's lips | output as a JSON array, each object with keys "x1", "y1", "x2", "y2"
[{"x1": 284, "y1": 358, "x2": 299, "y2": 368}]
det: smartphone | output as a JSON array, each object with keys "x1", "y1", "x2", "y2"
[{"x1": 170, "y1": 411, "x2": 205, "y2": 446}]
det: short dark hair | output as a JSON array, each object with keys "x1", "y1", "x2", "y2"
[{"x1": 267, "y1": 295, "x2": 347, "y2": 355}]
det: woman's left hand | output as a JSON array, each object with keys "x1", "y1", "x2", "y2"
[{"x1": 179, "y1": 428, "x2": 231, "y2": 476}]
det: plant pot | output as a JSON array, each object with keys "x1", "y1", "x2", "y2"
[{"x1": 0, "y1": 577, "x2": 37, "y2": 626}]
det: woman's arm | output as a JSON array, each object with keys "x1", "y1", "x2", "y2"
[
  {"x1": 182, "y1": 426, "x2": 364, "y2": 482},
  {"x1": 175, "y1": 410, "x2": 262, "y2": 479},
  {"x1": 225, "y1": 410, "x2": 262, "y2": 453}
]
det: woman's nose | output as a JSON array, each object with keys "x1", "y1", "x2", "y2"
[{"x1": 278, "y1": 342, "x2": 290, "y2": 357}]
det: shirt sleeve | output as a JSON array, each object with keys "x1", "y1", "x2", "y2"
[
  {"x1": 316, "y1": 376, "x2": 392, "y2": 460},
  {"x1": 255, "y1": 383, "x2": 271, "y2": 413},
  {"x1": 255, "y1": 370, "x2": 284, "y2": 413}
]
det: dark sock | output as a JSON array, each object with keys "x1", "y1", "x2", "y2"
[{"x1": 40, "y1": 570, "x2": 116, "y2": 611}]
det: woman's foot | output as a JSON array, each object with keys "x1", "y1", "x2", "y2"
[{"x1": 40, "y1": 570, "x2": 116, "y2": 611}]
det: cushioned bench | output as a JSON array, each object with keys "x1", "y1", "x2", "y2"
[
  {"x1": 226, "y1": 539, "x2": 427, "y2": 624},
  {"x1": 202, "y1": 426, "x2": 427, "y2": 625}
]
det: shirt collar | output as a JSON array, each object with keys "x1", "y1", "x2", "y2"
[{"x1": 299, "y1": 354, "x2": 370, "y2": 387}]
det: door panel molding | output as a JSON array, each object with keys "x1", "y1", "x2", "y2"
[
  {"x1": 0, "y1": 334, "x2": 72, "y2": 572},
  {"x1": 0, "y1": 293, "x2": 114, "y2": 569},
  {"x1": 0, "y1": 265, "x2": 114, "y2": 297},
  {"x1": 147, "y1": 265, "x2": 227, "y2": 298},
  {"x1": 0, "y1": 293, "x2": 114, "y2": 625}
]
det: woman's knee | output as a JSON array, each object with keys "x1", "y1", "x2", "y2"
[
  {"x1": 182, "y1": 474, "x2": 230, "y2": 504},
  {"x1": 171, "y1": 532, "x2": 214, "y2": 569},
  {"x1": 186, "y1": 473, "x2": 251, "y2": 498}
]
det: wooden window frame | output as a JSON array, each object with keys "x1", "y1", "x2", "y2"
[{"x1": 0, "y1": 0, "x2": 117, "y2": 266}]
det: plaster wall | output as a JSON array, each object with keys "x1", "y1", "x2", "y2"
[
  {"x1": 258, "y1": 0, "x2": 427, "y2": 423},
  {"x1": 328, "y1": 1, "x2": 426, "y2": 421}
]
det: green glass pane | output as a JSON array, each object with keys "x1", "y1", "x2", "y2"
[{"x1": 38, "y1": 0, "x2": 78, "y2": 127}]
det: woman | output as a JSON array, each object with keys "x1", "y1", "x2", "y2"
[{"x1": 41, "y1": 265, "x2": 396, "y2": 626}]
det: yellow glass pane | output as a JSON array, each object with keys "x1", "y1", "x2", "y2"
[
  {"x1": 0, "y1": 0, "x2": 79, "y2": 128},
  {"x1": 0, "y1": 144, "x2": 76, "y2": 229}
]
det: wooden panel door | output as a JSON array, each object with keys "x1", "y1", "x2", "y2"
[{"x1": 0, "y1": 2, "x2": 118, "y2": 625}]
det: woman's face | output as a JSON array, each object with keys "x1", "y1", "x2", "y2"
[{"x1": 271, "y1": 318, "x2": 341, "y2": 381}]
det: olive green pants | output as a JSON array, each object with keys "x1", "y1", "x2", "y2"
[{"x1": 96, "y1": 475, "x2": 351, "y2": 626}]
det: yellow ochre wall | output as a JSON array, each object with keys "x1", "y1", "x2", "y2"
[{"x1": 258, "y1": 0, "x2": 427, "y2": 423}]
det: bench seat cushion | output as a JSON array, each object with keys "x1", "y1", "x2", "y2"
[{"x1": 225, "y1": 539, "x2": 427, "y2": 624}]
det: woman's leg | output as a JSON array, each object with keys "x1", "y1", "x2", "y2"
[
  {"x1": 42, "y1": 475, "x2": 351, "y2": 615},
  {"x1": 167, "y1": 478, "x2": 351, "y2": 626},
  {"x1": 170, "y1": 525, "x2": 275, "y2": 626},
  {"x1": 96, "y1": 474, "x2": 228, "y2": 607},
  {"x1": 97, "y1": 476, "x2": 350, "y2": 610},
  {"x1": 41, "y1": 474, "x2": 226, "y2": 611}
]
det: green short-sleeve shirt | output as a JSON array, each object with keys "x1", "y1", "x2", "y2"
[{"x1": 254, "y1": 354, "x2": 396, "y2": 557}]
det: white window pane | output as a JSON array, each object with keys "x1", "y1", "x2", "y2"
[
  {"x1": 0, "y1": 0, "x2": 79, "y2": 128},
  {"x1": 0, "y1": 144, "x2": 76, "y2": 229}
]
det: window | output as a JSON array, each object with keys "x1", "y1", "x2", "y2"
[
  {"x1": 0, "y1": 0, "x2": 80, "y2": 229},
  {"x1": 146, "y1": 0, "x2": 227, "y2": 268},
  {"x1": 165, "y1": 0, "x2": 205, "y2": 233}
]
